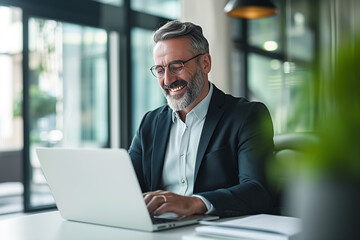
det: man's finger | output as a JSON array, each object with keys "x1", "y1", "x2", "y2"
[{"x1": 147, "y1": 195, "x2": 168, "y2": 214}]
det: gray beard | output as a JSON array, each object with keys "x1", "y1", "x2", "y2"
[{"x1": 162, "y1": 67, "x2": 205, "y2": 111}]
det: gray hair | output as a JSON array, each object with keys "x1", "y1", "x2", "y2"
[{"x1": 153, "y1": 21, "x2": 209, "y2": 54}]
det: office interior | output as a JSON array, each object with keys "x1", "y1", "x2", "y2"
[{"x1": 0, "y1": 0, "x2": 359, "y2": 225}]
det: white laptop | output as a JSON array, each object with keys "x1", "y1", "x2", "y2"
[{"x1": 36, "y1": 148, "x2": 218, "y2": 231}]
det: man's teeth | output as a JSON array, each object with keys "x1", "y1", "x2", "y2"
[{"x1": 170, "y1": 85, "x2": 185, "y2": 92}]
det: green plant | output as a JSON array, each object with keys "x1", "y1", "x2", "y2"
[
  {"x1": 13, "y1": 85, "x2": 57, "y2": 120},
  {"x1": 302, "y1": 37, "x2": 360, "y2": 180}
]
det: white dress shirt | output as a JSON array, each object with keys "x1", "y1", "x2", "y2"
[{"x1": 161, "y1": 83, "x2": 214, "y2": 213}]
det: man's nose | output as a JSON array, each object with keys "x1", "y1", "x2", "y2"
[{"x1": 163, "y1": 67, "x2": 176, "y2": 86}]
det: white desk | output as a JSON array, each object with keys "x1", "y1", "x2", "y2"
[{"x1": 0, "y1": 211, "x2": 208, "y2": 240}]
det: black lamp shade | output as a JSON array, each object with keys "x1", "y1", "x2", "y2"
[{"x1": 224, "y1": 0, "x2": 277, "y2": 19}]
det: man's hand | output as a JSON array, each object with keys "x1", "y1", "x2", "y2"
[{"x1": 143, "y1": 190, "x2": 207, "y2": 217}]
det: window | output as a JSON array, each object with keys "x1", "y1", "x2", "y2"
[
  {"x1": 0, "y1": 6, "x2": 24, "y2": 214},
  {"x1": 248, "y1": 55, "x2": 314, "y2": 133},
  {"x1": 231, "y1": 0, "x2": 316, "y2": 134},
  {"x1": 0, "y1": 6, "x2": 23, "y2": 151},
  {"x1": 91, "y1": 0, "x2": 123, "y2": 6},
  {"x1": 0, "y1": 0, "x2": 177, "y2": 214},
  {"x1": 131, "y1": 0, "x2": 179, "y2": 19},
  {"x1": 248, "y1": 14, "x2": 282, "y2": 53},
  {"x1": 28, "y1": 18, "x2": 109, "y2": 207},
  {"x1": 129, "y1": 2, "x2": 180, "y2": 136},
  {"x1": 131, "y1": 28, "x2": 165, "y2": 136}
]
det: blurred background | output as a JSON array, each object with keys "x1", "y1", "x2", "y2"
[{"x1": 0, "y1": 0, "x2": 358, "y2": 219}]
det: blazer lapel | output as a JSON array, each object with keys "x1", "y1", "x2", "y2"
[
  {"x1": 194, "y1": 86, "x2": 226, "y2": 182},
  {"x1": 151, "y1": 107, "x2": 172, "y2": 191}
]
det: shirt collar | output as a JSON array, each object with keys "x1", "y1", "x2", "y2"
[{"x1": 172, "y1": 82, "x2": 214, "y2": 122}]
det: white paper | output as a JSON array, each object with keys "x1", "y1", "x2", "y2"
[{"x1": 196, "y1": 214, "x2": 301, "y2": 240}]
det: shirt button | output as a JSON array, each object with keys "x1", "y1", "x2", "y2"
[{"x1": 181, "y1": 179, "x2": 185, "y2": 184}]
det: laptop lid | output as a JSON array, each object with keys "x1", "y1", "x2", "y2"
[{"x1": 36, "y1": 148, "x2": 218, "y2": 231}]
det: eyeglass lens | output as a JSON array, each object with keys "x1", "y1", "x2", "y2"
[
  {"x1": 150, "y1": 53, "x2": 204, "y2": 78},
  {"x1": 153, "y1": 61, "x2": 184, "y2": 78}
]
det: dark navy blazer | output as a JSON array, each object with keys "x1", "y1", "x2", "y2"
[{"x1": 129, "y1": 85, "x2": 275, "y2": 217}]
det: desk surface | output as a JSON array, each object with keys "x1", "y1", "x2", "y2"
[{"x1": 0, "y1": 211, "x2": 211, "y2": 240}]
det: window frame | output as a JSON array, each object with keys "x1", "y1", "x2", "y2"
[
  {"x1": 231, "y1": 0, "x2": 319, "y2": 134},
  {"x1": 0, "y1": 0, "x2": 176, "y2": 213}
]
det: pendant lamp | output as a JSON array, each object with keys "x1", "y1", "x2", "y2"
[{"x1": 224, "y1": 0, "x2": 277, "y2": 19}]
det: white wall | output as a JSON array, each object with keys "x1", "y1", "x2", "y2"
[{"x1": 180, "y1": 0, "x2": 232, "y2": 93}]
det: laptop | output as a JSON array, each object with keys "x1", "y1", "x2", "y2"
[{"x1": 36, "y1": 148, "x2": 219, "y2": 231}]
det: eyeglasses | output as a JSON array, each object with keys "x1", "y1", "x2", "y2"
[{"x1": 150, "y1": 53, "x2": 205, "y2": 78}]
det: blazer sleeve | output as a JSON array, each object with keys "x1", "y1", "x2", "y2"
[{"x1": 196, "y1": 102, "x2": 276, "y2": 217}]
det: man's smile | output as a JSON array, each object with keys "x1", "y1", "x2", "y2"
[
  {"x1": 164, "y1": 79, "x2": 188, "y2": 95},
  {"x1": 169, "y1": 84, "x2": 186, "y2": 92}
]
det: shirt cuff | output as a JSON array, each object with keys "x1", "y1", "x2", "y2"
[{"x1": 192, "y1": 194, "x2": 215, "y2": 214}]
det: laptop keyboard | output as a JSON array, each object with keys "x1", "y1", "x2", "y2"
[{"x1": 151, "y1": 217, "x2": 178, "y2": 224}]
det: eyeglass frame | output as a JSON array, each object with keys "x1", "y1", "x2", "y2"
[{"x1": 150, "y1": 53, "x2": 205, "y2": 78}]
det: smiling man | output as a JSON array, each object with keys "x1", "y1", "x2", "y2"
[
  {"x1": 128, "y1": 21, "x2": 275, "y2": 218},
  {"x1": 153, "y1": 36, "x2": 209, "y2": 121}
]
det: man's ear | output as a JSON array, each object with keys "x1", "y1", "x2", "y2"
[{"x1": 201, "y1": 53, "x2": 211, "y2": 74}]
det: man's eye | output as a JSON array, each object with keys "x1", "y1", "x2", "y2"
[
  {"x1": 156, "y1": 67, "x2": 165, "y2": 74},
  {"x1": 170, "y1": 64, "x2": 183, "y2": 72}
]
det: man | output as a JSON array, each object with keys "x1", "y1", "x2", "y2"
[{"x1": 129, "y1": 20, "x2": 275, "y2": 218}]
